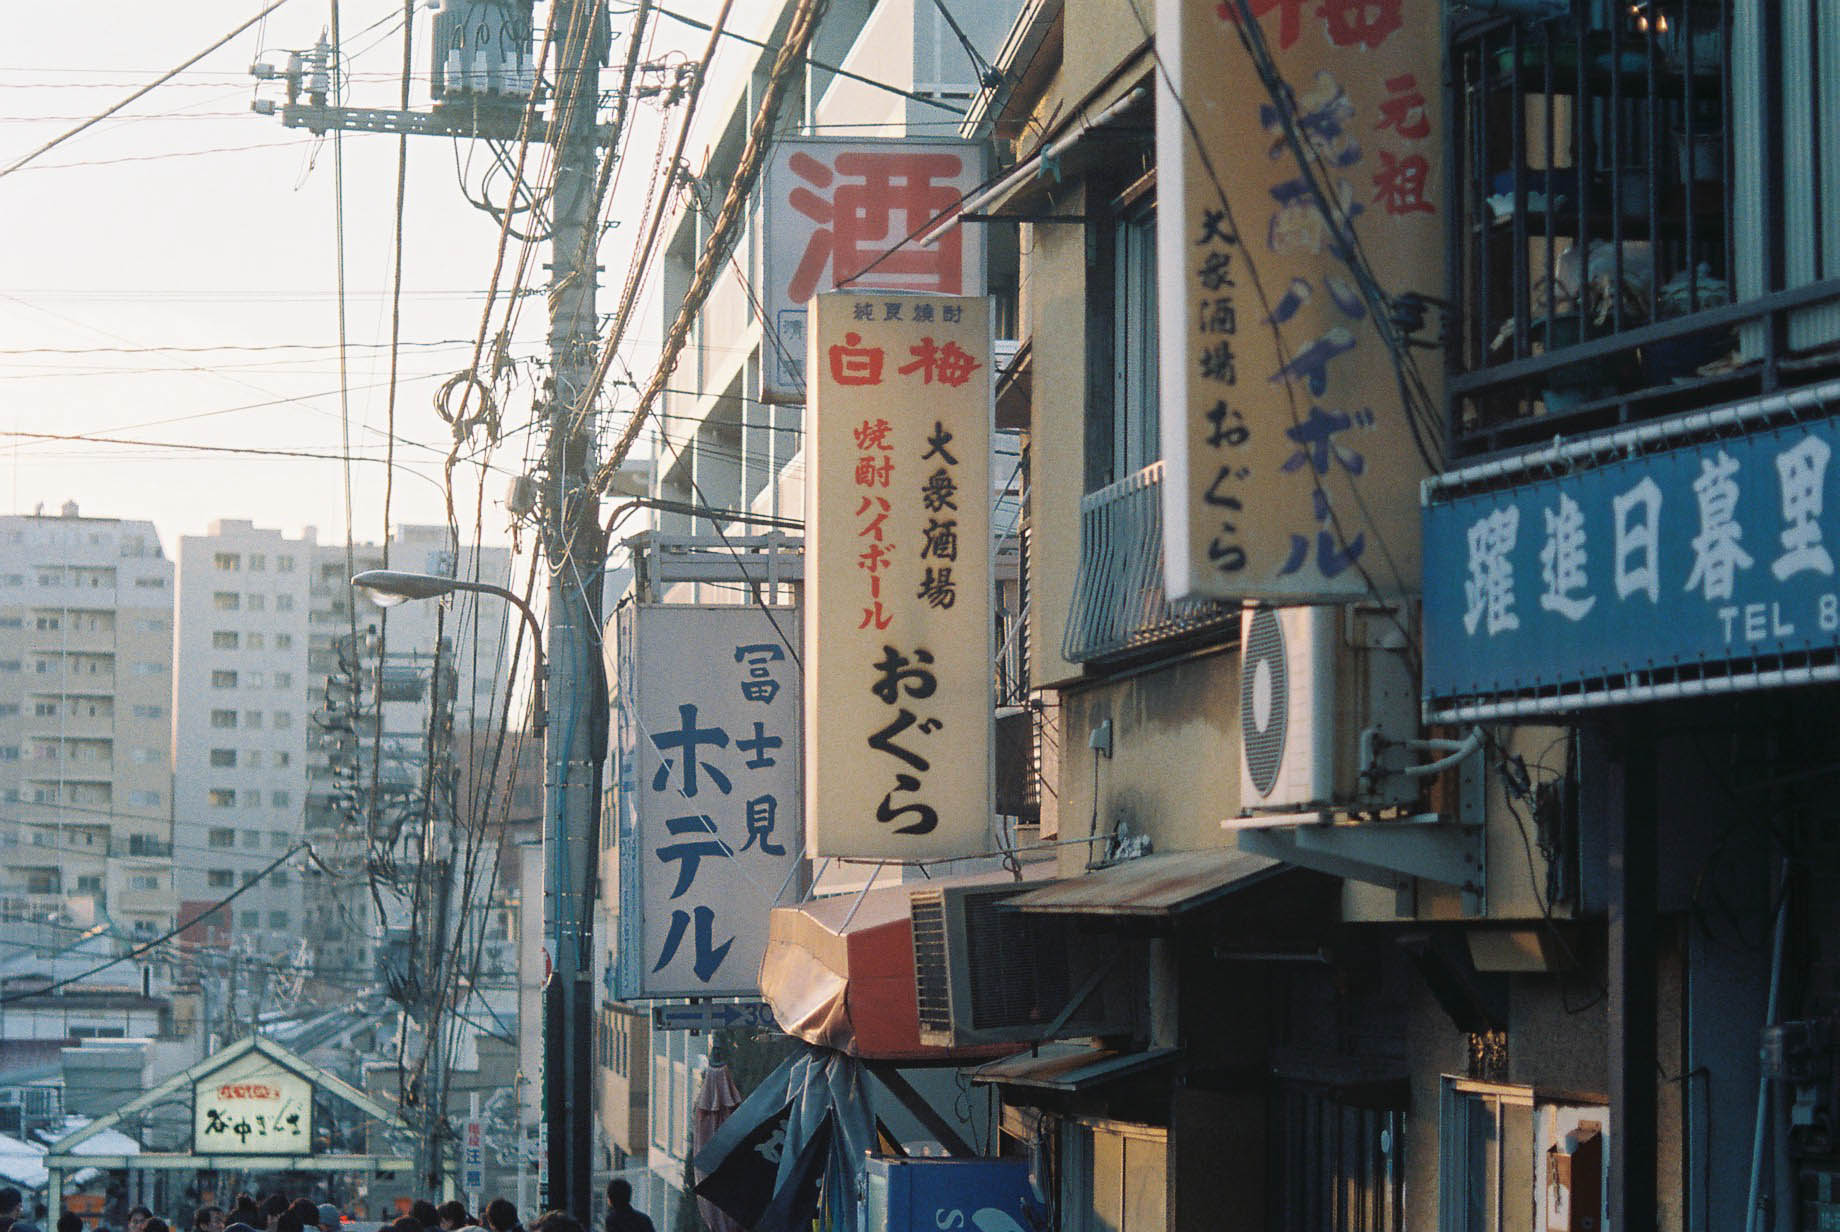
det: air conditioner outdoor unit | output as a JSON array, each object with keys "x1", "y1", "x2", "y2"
[
  {"x1": 910, "y1": 884, "x2": 1140, "y2": 1049},
  {"x1": 1238, "y1": 603, "x2": 1419, "y2": 815}
]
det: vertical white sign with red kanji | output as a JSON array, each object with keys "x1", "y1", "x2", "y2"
[
  {"x1": 761, "y1": 138, "x2": 988, "y2": 402},
  {"x1": 1157, "y1": 0, "x2": 1442, "y2": 601},
  {"x1": 806, "y1": 292, "x2": 993, "y2": 861}
]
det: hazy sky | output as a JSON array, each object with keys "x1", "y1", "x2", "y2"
[{"x1": 1, "y1": 1, "x2": 719, "y2": 554}]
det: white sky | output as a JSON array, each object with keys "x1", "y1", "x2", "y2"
[{"x1": 0, "y1": 0, "x2": 719, "y2": 554}]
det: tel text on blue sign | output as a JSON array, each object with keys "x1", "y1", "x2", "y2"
[{"x1": 1424, "y1": 416, "x2": 1840, "y2": 715}]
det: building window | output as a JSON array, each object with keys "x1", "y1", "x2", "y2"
[
  {"x1": 207, "y1": 869, "x2": 234, "y2": 888},
  {"x1": 211, "y1": 670, "x2": 237, "y2": 689},
  {"x1": 246, "y1": 671, "x2": 265, "y2": 688},
  {"x1": 208, "y1": 790, "x2": 236, "y2": 809},
  {"x1": 214, "y1": 553, "x2": 240, "y2": 572},
  {"x1": 35, "y1": 615, "x2": 60, "y2": 631},
  {"x1": 129, "y1": 874, "x2": 160, "y2": 891},
  {"x1": 271, "y1": 870, "x2": 290, "y2": 888},
  {"x1": 1089, "y1": 190, "x2": 1160, "y2": 491},
  {"x1": 33, "y1": 701, "x2": 55, "y2": 717},
  {"x1": 270, "y1": 792, "x2": 290, "y2": 808},
  {"x1": 1061, "y1": 1119, "x2": 1168, "y2": 1231},
  {"x1": 245, "y1": 711, "x2": 262, "y2": 728},
  {"x1": 275, "y1": 633, "x2": 292, "y2": 649},
  {"x1": 275, "y1": 594, "x2": 294, "y2": 612},
  {"x1": 1438, "y1": 1080, "x2": 1609, "y2": 1232},
  {"x1": 213, "y1": 631, "x2": 239, "y2": 650},
  {"x1": 132, "y1": 662, "x2": 163, "y2": 677},
  {"x1": 274, "y1": 711, "x2": 292, "y2": 729},
  {"x1": 241, "y1": 829, "x2": 261, "y2": 848},
  {"x1": 269, "y1": 911, "x2": 290, "y2": 929},
  {"x1": 209, "y1": 749, "x2": 237, "y2": 768},
  {"x1": 128, "y1": 790, "x2": 160, "y2": 807},
  {"x1": 134, "y1": 704, "x2": 164, "y2": 719},
  {"x1": 238, "y1": 909, "x2": 260, "y2": 927},
  {"x1": 273, "y1": 671, "x2": 293, "y2": 689},
  {"x1": 208, "y1": 827, "x2": 235, "y2": 847},
  {"x1": 210, "y1": 709, "x2": 237, "y2": 728},
  {"x1": 247, "y1": 594, "x2": 266, "y2": 611},
  {"x1": 212, "y1": 592, "x2": 240, "y2": 611},
  {"x1": 247, "y1": 632, "x2": 265, "y2": 651},
  {"x1": 277, "y1": 555, "x2": 295, "y2": 572},
  {"x1": 275, "y1": 751, "x2": 290, "y2": 767},
  {"x1": 249, "y1": 555, "x2": 266, "y2": 572}
]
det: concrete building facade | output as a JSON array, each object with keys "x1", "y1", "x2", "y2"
[
  {"x1": 0, "y1": 504, "x2": 176, "y2": 948},
  {"x1": 172, "y1": 520, "x2": 314, "y2": 958}
]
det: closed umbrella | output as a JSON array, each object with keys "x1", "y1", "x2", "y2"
[{"x1": 692, "y1": 1062, "x2": 744, "y2": 1232}]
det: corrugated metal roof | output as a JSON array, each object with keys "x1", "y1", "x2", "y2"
[
  {"x1": 1001, "y1": 847, "x2": 1287, "y2": 917},
  {"x1": 972, "y1": 1044, "x2": 1179, "y2": 1092}
]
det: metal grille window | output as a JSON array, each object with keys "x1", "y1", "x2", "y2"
[
  {"x1": 1062, "y1": 462, "x2": 1238, "y2": 662},
  {"x1": 1449, "y1": 4, "x2": 1840, "y2": 456}
]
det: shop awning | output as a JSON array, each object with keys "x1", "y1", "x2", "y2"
[
  {"x1": 971, "y1": 1044, "x2": 1180, "y2": 1093},
  {"x1": 1001, "y1": 848, "x2": 1295, "y2": 918},
  {"x1": 759, "y1": 870, "x2": 1047, "y2": 1062}
]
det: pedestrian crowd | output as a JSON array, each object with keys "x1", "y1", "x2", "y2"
[{"x1": 0, "y1": 1180, "x2": 651, "y2": 1232}]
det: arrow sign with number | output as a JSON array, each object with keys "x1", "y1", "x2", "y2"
[{"x1": 651, "y1": 1002, "x2": 777, "y2": 1032}]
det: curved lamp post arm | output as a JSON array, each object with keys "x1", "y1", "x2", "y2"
[{"x1": 351, "y1": 569, "x2": 547, "y2": 731}]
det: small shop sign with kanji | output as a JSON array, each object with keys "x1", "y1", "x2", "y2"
[
  {"x1": 806, "y1": 292, "x2": 993, "y2": 860},
  {"x1": 192, "y1": 1052, "x2": 313, "y2": 1155},
  {"x1": 760, "y1": 137, "x2": 987, "y2": 402},
  {"x1": 614, "y1": 603, "x2": 803, "y2": 999},
  {"x1": 1157, "y1": 0, "x2": 1442, "y2": 601}
]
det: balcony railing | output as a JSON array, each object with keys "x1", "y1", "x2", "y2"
[
  {"x1": 1062, "y1": 461, "x2": 1237, "y2": 663},
  {"x1": 111, "y1": 836, "x2": 172, "y2": 859},
  {"x1": 1448, "y1": 3, "x2": 1840, "y2": 457}
]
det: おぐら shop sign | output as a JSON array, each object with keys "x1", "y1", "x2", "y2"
[
  {"x1": 1423, "y1": 389, "x2": 1840, "y2": 719},
  {"x1": 806, "y1": 292, "x2": 993, "y2": 861},
  {"x1": 193, "y1": 1063, "x2": 313, "y2": 1154}
]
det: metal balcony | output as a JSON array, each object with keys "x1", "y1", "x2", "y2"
[
  {"x1": 1448, "y1": 3, "x2": 1840, "y2": 457},
  {"x1": 1061, "y1": 461, "x2": 1237, "y2": 663}
]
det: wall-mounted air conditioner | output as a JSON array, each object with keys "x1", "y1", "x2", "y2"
[
  {"x1": 910, "y1": 884, "x2": 1140, "y2": 1049},
  {"x1": 1238, "y1": 603, "x2": 1419, "y2": 815}
]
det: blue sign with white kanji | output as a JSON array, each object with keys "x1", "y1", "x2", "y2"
[{"x1": 1424, "y1": 404, "x2": 1840, "y2": 717}]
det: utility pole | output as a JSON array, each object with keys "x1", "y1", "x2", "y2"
[
  {"x1": 540, "y1": 1, "x2": 605, "y2": 1217},
  {"x1": 254, "y1": 2, "x2": 608, "y2": 1217}
]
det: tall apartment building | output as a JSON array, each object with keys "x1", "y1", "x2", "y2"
[
  {"x1": 175, "y1": 521, "x2": 514, "y2": 980},
  {"x1": 0, "y1": 503, "x2": 176, "y2": 947},
  {"x1": 171, "y1": 521, "x2": 314, "y2": 960}
]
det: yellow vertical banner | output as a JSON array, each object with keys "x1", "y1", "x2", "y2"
[
  {"x1": 1157, "y1": 0, "x2": 1443, "y2": 601},
  {"x1": 806, "y1": 292, "x2": 994, "y2": 860}
]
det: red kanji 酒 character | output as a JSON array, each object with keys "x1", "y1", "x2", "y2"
[{"x1": 786, "y1": 151, "x2": 966, "y2": 301}]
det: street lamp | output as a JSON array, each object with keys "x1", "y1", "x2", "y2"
[{"x1": 351, "y1": 569, "x2": 546, "y2": 730}]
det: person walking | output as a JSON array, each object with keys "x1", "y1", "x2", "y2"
[{"x1": 601, "y1": 1183, "x2": 652, "y2": 1232}]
